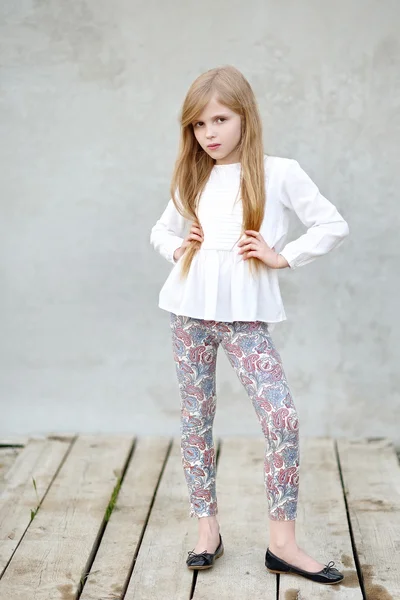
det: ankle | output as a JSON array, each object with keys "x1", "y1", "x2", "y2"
[
  {"x1": 268, "y1": 517, "x2": 297, "y2": 551},
  {"x1": 198, "y1": 516, "x2": 220, "y2": 534},
  {"x1": 269, "y1": 540, "x2": 298, "y2": 551}
]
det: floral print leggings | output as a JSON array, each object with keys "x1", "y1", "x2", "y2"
[{"x1": 169, "y1": 313, "x2": 300, "y2": 521}]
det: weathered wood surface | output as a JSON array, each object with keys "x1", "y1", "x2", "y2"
[
  {"x1": 0, "y1": 435, "x2": 132, "y2": 599},
  {"x1": 0, "y1": 436, "x2": 74, "y2": 575},
  {"x1": 278, "y1": 437, "x2": 363, "y2": 599},
  {"x1": 192, "y1": 437, "x2": 277, "y2": 600},
  {"x1": 0, "y1": 434, "x2": 398, "y2": 600},
  {"x1": 338, "y1": 438, "x2": 400, "y2": 600}
]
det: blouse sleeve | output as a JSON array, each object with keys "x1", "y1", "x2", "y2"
[
  {"x1": 278, "y1": 159, "x2": 350, "y2": 269},
  {"x1": 150, "y1": 198, "x2": 188, "y2": 264}
]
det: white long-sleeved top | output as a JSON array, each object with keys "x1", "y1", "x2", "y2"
[{"x1": 150, "y1": 154, "x2": 349, "y2": 329}]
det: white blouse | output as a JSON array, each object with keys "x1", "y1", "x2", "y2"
[{"x1": 150, "y1": 155, "x2": 349, "y2": 330}]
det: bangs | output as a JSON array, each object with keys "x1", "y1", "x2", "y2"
[{"x1": 182, "y1": 89, "x2": 214, "y2": 127}]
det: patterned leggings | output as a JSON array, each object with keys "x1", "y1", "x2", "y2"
[{"x1": 169, "y1": 313, "x2": 300, "y2": 521}]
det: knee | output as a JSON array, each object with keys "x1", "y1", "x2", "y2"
[
  {"x1": 260, "y1": 407, "x2": 299, "y2": 438},
  {"x1": 272, "y1": 407, "x2": 299, "y2": 431}
]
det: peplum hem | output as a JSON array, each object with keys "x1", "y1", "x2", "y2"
[{"x1": 158, "y1": 248, "x2": 287, "y2": 330}]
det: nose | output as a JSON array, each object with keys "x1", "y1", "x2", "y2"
[{"x1": 205, "y1": 127, "x2": 215, "y2": 139}]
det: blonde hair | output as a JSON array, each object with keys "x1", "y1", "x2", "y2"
[{"x1": 170, "y1": 65, "x2": 267, "y2": 280}]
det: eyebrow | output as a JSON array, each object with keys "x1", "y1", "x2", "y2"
[{"x1": 193, "y1": 113, "x2": 230, "y2": 122}]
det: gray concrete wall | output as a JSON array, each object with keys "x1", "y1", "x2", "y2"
[{"x1": 1, "y1": 1, "x2": 399, "y2": 443}]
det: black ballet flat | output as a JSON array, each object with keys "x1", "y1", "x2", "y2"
[
  {"x1": 265, "y1": 547, "x2": 344, "y2": 585},
  {"x1": 186, "y1": 533, "x2": 224, "y2": 570}
]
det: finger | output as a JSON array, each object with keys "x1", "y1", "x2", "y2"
[
  {"x1": 244, "y1": 230, "x2": 262, "y2": 239},
  {"x1": 239, "y1": 241, "x2": 257, "y2": 251},
  {"x1": 242, "y1": 250, "x2": 258, "y2": 259},
  {"x1": 238, "y1": 234, "x2": 256, "y2": 245},
  {"x1": 238, "y1": 237, "x2": 256, "y2": 246},
  {"x1": 191, "y1": 226, "x2": 203, "y2": 235}
]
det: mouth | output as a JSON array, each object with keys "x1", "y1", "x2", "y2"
[{"x1": 207, "y1": 144, "x2": 221, "y2": 150}]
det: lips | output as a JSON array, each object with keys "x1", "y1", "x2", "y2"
[{"x1": 208, "y1": 144, "x2": 220, "y2": 149}]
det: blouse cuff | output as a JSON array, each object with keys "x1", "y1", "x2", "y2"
[{"x1": 278, "y1": 248, "x2": 298, "y2": 270}]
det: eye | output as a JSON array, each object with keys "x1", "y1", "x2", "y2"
[{"x1": 193, "y1": 117, "x2": 227, "y2": 128}]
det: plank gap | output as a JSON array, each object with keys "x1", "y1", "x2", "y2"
[
  {"x1": 334, "y1": 439, "x2": 366, "y2": 600},
  {"x1": 119, "y1": 437, "x2": 174, "y2": 599},
  {"x1": 0, "y1": 444, "x2": 25, "y2": 449},
  {"x1": 76, "y1": 435, "x2": 138, "y2": 599}
]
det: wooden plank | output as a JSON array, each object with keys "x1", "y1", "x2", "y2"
[
  {"x1": 278, "y1": 437, "x2": 363, "y2": 598},
  {"x1": 124, "y1": 437, "x2": 211, "y2": 600},
  {"x1": 0, "y1": 433, "x2": 75, "y2": 446},
  {"x1": 79, "y1": 436, "x2": 171, "y2": 600},
  {"x1": 337, "y1": 438, "x2": 400, "y2": 599},
  {"x1": 0, "y1": 434, "x2": 133, "y2": 600},
  {"x1": 0, "y1": 435, "x2": 75, "y2": 496},
  {"x1": 0, "y1": 437, "x2": 73, "y2": 575},
  {"x1": 192, "y1": 437, "x2": 277, "y2": 599},
  {"x1": 0, "y1": 447, "x2": 22, "y2": 495}
]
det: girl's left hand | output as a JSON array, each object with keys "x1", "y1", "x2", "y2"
[{"x1": 237, "y1": 230, "x2": 281, "y2": 268}]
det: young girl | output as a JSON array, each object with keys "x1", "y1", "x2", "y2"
[{"x1": 150, "y1": 65, "x2": 349, "y2": 585}]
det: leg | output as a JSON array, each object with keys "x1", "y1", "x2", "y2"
[
  {"x1": 220, "y1": 320, "x2": 299, "y2": 520},
  {"x1": 169, "y1": 313, "x2": 221, "y2": 553},
  {"x1": 221, "y1": 320, "x2": 325, "y2": 572}
]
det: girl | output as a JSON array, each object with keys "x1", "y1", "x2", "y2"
[{"x1": 150, "y1": 65, "x2": 349, "y2": 585}]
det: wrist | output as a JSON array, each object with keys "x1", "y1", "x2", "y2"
[
  {"x1": 173, "y1": 246, "x2": 183, "y2": 262},
  {"x1": 275, "y1": 253, "x2": 289, "y2": 269}
]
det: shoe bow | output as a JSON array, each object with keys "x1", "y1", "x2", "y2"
[
  {"x1": 188, "y1": 550, "x2": 209, "y2": 557},
  {"x1": 322, "y1": 560, "x2": 336, "y2": 573}
]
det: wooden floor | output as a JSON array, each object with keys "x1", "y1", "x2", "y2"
[{"x1": 0, "y1": 435, "x2": 399, "y2": 600}]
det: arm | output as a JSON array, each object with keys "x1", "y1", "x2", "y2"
[
  {"x1": 150, "y1": 198, "x2": 187, "y2": 264},
  {"x1": 278, "y1": 159, "x2": 350, "y2": 269}
]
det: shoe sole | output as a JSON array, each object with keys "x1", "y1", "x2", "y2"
[
  {"x1": 186, "y1": 547, "x2": 224, "y2": 570},
  {"x1": 266, "y1": 567, "x2": 343, "y2": 584}
]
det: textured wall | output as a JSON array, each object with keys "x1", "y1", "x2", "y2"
[{"x1": 1, "y1": 1, "x2": 399, "y2": 443}]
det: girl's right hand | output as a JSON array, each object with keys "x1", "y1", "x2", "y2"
[{"x1": 173, "y1": 221, "x2": 204, "y2": 262}]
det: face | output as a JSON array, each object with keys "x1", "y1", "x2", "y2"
[{"x1": 192, "y1": 95, "x2": 242, "y2": 165}]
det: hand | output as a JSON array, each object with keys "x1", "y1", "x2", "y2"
[
  {"x1": 173, "y1": 221, "x2": 204, "y2": 262},
  {"x1": 237, "y1": 230, "x2": 289, "y2": 269}
]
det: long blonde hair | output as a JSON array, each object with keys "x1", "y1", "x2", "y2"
[{"x1": 170, "y1": 65, "x2": 267, "y2": 280}]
